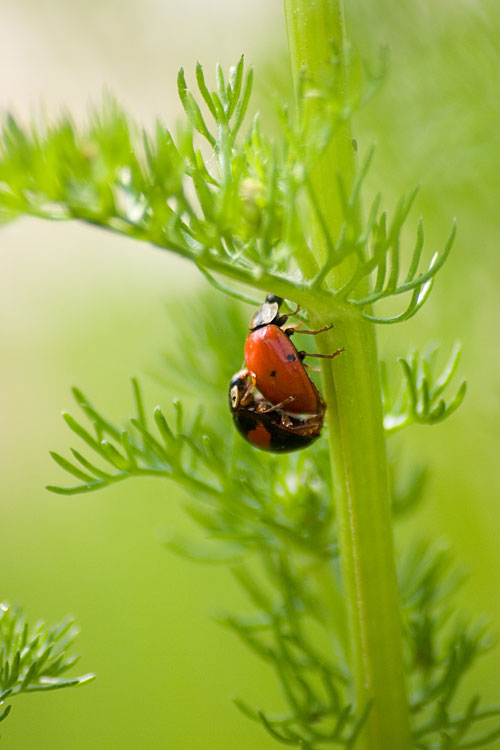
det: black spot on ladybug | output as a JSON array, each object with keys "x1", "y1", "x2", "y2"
[
  {"x1": 270, "y1": 370, "x2": 277, "y2": 377},
  {"x1": 286, "y1": 354, "x2": 296, "y2": 362}
]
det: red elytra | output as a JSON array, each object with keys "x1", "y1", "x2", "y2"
[
  {"x1": 246, "y1": 422, "x2": 272, "y2": 450},
  {"x1": 244, "y1": 325, "x2": 322, "y2": 414}
]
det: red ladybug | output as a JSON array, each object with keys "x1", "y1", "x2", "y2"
[
  {"x1": 243, "y1": 295, "x2": 342, "y2": 415},
  {"x1": 228, "y1": 371, "x2": 323, "y2": 453}
]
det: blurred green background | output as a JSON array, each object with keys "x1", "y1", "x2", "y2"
[{"x1": 1, "y1": 0, "x2": 499, "y2": 747}]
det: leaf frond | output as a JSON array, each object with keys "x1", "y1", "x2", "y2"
[
  {"x1": 382, "y1": 343, "x2": 466, "y2": 434},
  {"x1": 0, "y1": 59, "x2": 451, "y2": 323},
  {"x1": 0, "y1": 602, "x2": 94, "y2": 723},
  {"x1": 48, "y1": 378, "x2": 338, "y2": 562}
]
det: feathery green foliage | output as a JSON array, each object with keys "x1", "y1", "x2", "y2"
[
  {"x1": 400, "y1": 545, "x2": 500, "y2": 749},
  {"x1": 48, "y1": 377, "x2": 336, "y2": 560},
  {"x1": 0, "y1": 602, "x2": 94, "y2": 727},
  {"x1": 382, "y1": 344, "x2": 467, "y2": 435},
  {"x1": 0, "y1": 57, "x2": 452, "y2": 324}
]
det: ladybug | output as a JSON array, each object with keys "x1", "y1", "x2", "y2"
[
  {"x1": 243, "y1": 295, "x2": 343, "y2": 415},
  {"x1": 229, "y1": 371, "x2": 323, "y2": 453}
]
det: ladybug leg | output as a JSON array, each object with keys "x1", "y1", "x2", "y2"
[
  {"x1": 282, "y1": 413, "x2": 323, "y2": 434},
  {"x1": 259, "y1": 395, "x2": 295, "y2": 414},
  {"x1": 283, "y1": 321, "x2": 302, "y2": 336},
  {"x1": 298, "y1": 347, "x2": 345, "y2": 360},
  {"x1": 284, "y1": 322, "x2": 333, "y2": 338},
  {"x1": 279, "y1": 303, "x2": 302, "y2": 332},
  {"x1": 238, "y1": 369, "x2": 256, "y2": 405},
  {"x1": 293, "y1": 323, "x2": 334, "y2": 335},
  {"x1": 303, "y1": 363, "x2": 322, "y2": 373}
]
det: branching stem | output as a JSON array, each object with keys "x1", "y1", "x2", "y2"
[{"x1": 283, "y1": 1, "x2": 412, "y2": 747}]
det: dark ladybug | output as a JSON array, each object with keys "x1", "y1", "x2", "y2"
[{"x1": 228, "y1": 371, "x2": 323, "y2": 453}]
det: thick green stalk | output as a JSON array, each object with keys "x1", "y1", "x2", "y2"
[{"x1": 283, "y1": 1, "x2": 412, "y2": 748}]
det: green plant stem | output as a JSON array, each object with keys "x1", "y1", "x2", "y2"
[
  {"x1": 284, "y1": 1, "x2": 412, "y2": 748},
  {"x1": 284, "y1": 0, "x2": 354, "y2": 263}
]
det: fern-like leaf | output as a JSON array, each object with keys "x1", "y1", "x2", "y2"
[
  {"x1": 0, "y1": 603, "x2": 94, "y2": 725},
  {"x1": 0, "y1": 60, "x2": 453, "y2": 324},
  {"x1": 382, "y1": 344, "x2": 466, "y2": 434}
]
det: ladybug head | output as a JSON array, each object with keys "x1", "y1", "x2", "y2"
[
  {"x1": 265, "y1": 294, "x2": 283, "y2": 305},
  {"x1": 249, "y1": 294, "x2": 283, "y2": 331},
  {"x1": 229, "y1": 371, "x2": 255, "y2": 411}
]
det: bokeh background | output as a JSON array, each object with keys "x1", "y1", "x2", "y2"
[{"x1": 1, "y1": 0, "x2": 499, "y2": 747}]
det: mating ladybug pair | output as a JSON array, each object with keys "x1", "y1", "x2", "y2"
[{"x1": 228, "y1": 295, "x2": 343, "y2": 452}]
